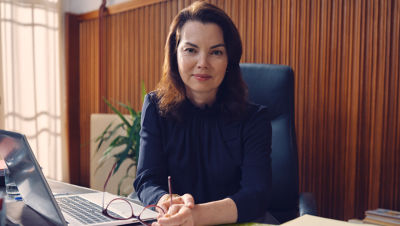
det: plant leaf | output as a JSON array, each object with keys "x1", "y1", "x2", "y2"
[
  {"x1": 125, "y1": 162, "x2": 136, "y2": 175},
  {"x1": 104, "y1": 98, "x2": 131, "y2": 128},
  {"x1": 94, "y1": 158, "x2": 109, "y2": 175},
  {"x1": 117, "y1": 174, "x2": 135, "y2": 196},
  {"x1": 141, "y1": 80, "x2": 147, "y2": 104},
  {"x1": 119, "y1": 102, "x2": 137, "y2": 118},
  {"x1": 95, "y1": 123, "x2": 125, "y2": 153},
  {"x1": 113, "y1": 128, "x2": 136, "y2": 173},
  {"x1": 95, "y1": 122, "x2": 113, "y2": 142}
]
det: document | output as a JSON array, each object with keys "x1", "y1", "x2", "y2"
[{"x1": 282, "y1": 214, "x2": 375, "y2": 226}]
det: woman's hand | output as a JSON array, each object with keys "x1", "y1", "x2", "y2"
[{"x1": 153, "y1": 194, "x2": 196, "y2": 226}]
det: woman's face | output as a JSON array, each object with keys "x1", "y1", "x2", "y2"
[{"x1": 176, "y1": 21, "x2": 228, "y2": 100}]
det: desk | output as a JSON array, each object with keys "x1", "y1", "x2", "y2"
[
  {"x1": 3, "y1": 181, "x2": 374, "y2": 226},
  {"x1": 5, "y1": 179, "x2": 98, "y2": 226}
]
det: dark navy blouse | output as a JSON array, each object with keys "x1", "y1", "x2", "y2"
[{"x1": 133, "y1": 92, "x2": 272, "y2": 222}]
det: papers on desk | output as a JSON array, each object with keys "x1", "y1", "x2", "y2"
[
  {"x1": 363, "y1": 208, "x2": 400, "y2": 225},
  {"x1": 281, "y1": 214, "x2": 375, "y2": 225}
]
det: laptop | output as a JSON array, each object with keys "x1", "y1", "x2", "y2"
[{"x1": 0, "y1": 130, "x2": 158, "y2": 226}]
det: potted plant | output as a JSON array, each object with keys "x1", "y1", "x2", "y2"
[{"x1": 94, "y1": 85, "x2": 146, "y2": 196}]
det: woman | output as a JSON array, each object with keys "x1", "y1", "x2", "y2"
[{"x1": 134, "y1": 1, "x2": 272, "y2": 225}]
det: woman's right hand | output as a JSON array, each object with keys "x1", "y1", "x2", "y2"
[{"x1": 156, "y1": 193, "x2": 195, "y2": 218}]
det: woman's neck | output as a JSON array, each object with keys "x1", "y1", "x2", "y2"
[{"x1": 186, "y1": 89, "x2": 217, "y2": 108}]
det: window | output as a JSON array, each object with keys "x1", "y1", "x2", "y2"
[{"x1": 0, "y1": 0, "x2": 67, "y2": 181}]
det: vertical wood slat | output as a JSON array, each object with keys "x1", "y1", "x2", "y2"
[
  {"x1": 65, "y1": 13, "x2": 81, "y2": 185},
  {"x1": 70, "y1": 0, "x2": 400, "y2": 220}
]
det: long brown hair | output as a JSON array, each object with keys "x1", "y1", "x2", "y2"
[{"x1": 156, "y1": 1, "x2": 247, "y2": 119}]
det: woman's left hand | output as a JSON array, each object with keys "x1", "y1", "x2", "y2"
[
  {"x1": 153, "y1": 204, "x2": 195, "y2": 226},
  {"x1": 153, "y1": 194, "x2": 196, "y2": 226}
]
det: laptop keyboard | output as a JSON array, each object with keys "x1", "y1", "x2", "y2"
[{"x1": 56, "y1": 195, "x2": 123, "y2": 224}]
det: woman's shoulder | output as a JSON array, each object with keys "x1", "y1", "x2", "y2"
[
  {"x1": 243, "y1": 102, "x2": 269, "y2": 121},
  {"x1": 145, "y1": 91, "x2": 159, "y2": 103},
  {"x1": 142, "y1": 91, "x2": 162, "y2": 117}
]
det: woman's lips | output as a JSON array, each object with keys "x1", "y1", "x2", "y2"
[{"x1": 193, "y1": 74, "x2": 212, "y2": 81}]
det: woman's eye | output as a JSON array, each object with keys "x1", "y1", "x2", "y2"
[
  {"x1": 184, "y1": 48, "x2": 196, "y2": 53},
  {"x1": 211, "y1": 50, "x2": 224, "y2": 56}
]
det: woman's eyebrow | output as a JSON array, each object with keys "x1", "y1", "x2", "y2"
[
  {"x1": 183, "y1": 42, "x2": 225, "y2": 49},
  {"x1": 184, "y1": 42, "x2": 199, "y2": 48},
  {"x1": 210, "y1": 43, "x2": 225, "y2": 49}
]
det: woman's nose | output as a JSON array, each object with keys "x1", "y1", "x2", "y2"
[{"x1": 196, "y1": 53, "x2": 209, "y2": 69}]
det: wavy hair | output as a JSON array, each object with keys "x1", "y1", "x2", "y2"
[{"x1": 156, "y1": 1, "x2": 247, "y2": 119}]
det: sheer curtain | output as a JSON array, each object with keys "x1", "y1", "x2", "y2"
[{"x1": 0, "y1": 0, "x2": 68, "y2": 181}]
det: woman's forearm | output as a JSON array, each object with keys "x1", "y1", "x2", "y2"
[{"x1": 193, "y1": 198, "x2": 238, "y2": 225}]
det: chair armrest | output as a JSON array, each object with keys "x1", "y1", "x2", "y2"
[{"x1": 299, "y1": 192, "x2": 318, "y2": 216}]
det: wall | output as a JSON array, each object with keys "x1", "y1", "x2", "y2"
[
  {"x1": 64, "y1": 0, "x2": 130, "y2": 14},
  {"x1": 65, "y1": 0, "x2": 400, "y2": 221}
]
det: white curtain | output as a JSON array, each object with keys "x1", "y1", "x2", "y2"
[{"x1": 0, "y1": 0, "x2": 68, "y2": 181}]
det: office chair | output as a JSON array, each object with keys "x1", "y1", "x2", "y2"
[
  {"x1": 129, "y1": 63, "x2": 317, "y2": 223},
  {"x1": 240, "y1": 63, "x2": 317, "y2": 223}
]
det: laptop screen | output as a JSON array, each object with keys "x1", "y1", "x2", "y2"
[{"x1": 0, "y1": 130, "x2": 66, "y2": 226}]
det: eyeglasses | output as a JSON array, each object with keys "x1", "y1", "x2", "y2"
[{"x1": 101, "y1": 162, "x2": 166, "y2": 225}]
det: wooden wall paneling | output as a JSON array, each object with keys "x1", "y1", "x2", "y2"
[
  {"x1": 127, "y1": 11, "x2": 134, "y2": 108},
  {"x1": 134, "y1": 9, "x2": 141, "y2": 109},
  {"x1": 254, "y1": 0, "x2": 263, "y2": 63},
  {"x1": 237, "y1": 0, "x2": 246, "y2": 61},
  {"x1": 246, "y1": 0, "x2": 255, "y2": 62},
  {"x1": 177, "y1": 0, "x2": 184, "y2": 11},
  {"x1": 389, "y1": 0, "x2": 400, "y2": 210},
  {"x1": 79, "y1": 21, "x2": 87, "y2": 186},
  {"x1": 114, "y1": 14, "x2": 121, "y2": 103},
  {"x1": 115, "y1": 13, "x2": 121, "y2": 103},
  {"x1": 150, "y1": 5, "x2": 155, "y2": 92},
  {"x1": 104, "y1": 16, "x2": 110, "y2": 110},
  {"x1": 79, "y1": 22, "x2": 87, "y2": 186},
  {"x1": 309, "y1": 0, "x2": 319, "y2": 212},
  {"x1": 367, "y1": 0, "x2": 380, "y2": 212},
  {"x1": 299, "y1": 0, "x2": 311, "y2": 195},
  {"x1": 80, "y1": 19, "x2": 100, "y2": 187},
  {"x1": 139, "y1": 7, "x2": 146, "y2": 108},
  {"x1": 328, "y1": 0, "x2": 341, "y2": 218},
  {"x1": 280, "y1": 0, "x2": 289, "y2": 64},
  {"x1": 378, "y1": 0, "x2": 390, "y2": 210},
  {"x1": 342, "y1": 0, "x2": 355, "y2": 220},
  {"x1": 155, "y1": 3, "x2": 161, "y2": 95},
  {"x1": 292, "y1": 0, "x2": 302, "y2": 189},
  {"x1": 78, "y1": 0, "x2": 167, "y2": 21},
  {"x1": 145, "y1": 4, "x2": 151, "y2": 103},
  {"x1": 364, "y1": 0, "x2": 377, "y2": 214},
  {"x1": 370, "y1": 0, "x2": 387, "y2": 210},
  {"x1": 65, "y1": 13, "x2": 81, "y2": 185},
  {"x1": 108, "y1": 15, "x2": 116, "y2": 107},
  {"x1": 352, "y1": 0, "x2": 362, "y2": 219},
  {"x1": 381, "y1": 0, "x2": 398, "y2": 209},
  {"x1": 94, "y1": 19, "x2": 100, "y2": 112},
  {"x1": 318, "y1": 0, "x2": 330, "y2": 217},
  {"x1": 354, "y1": 0, "x2": 366, "y2": 217},
  {"x1": 123, "y1": 12, "x2": 127, "y2": 103},
  {"x1": 115, "y1": 14, "x2": 120, "y2": 103},
  {"x1": 120, "y1": 13, "x2": 126, "y2": 102}
]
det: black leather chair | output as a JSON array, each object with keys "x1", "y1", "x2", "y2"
[
  {"x1": 240, "y1": 63, "x2": 317, "y2": 223},
  {"x1": 130, "y1": 63, "x2": 317, "y2": 223}
]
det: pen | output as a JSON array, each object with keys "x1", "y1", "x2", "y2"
[{"x1": 168, "y1": 176, "x2": 172, "y2": 207}]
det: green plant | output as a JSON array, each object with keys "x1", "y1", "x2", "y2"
[{"x1": 95, "y1": 83, "x2": 146, "y2": 195}]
